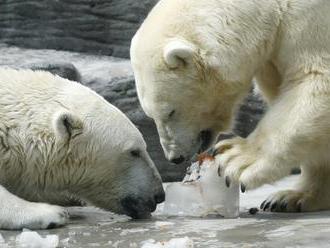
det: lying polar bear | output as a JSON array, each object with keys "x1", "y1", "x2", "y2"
[
  {"x1": 0, "y1": 68, "x2": 164, "y2": 230},
  {"x1": 131, "y1": 0, "x2": 330, "y2": 212}
]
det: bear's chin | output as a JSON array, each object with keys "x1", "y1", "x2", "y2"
[
  {"x1": 121, "y1": 205, "x2": 154, "y2": 220},
  {"x1": 77, "y1": 198, "x2": 154, "y2": 219},
  {"x1": 120, "y1": 196, "x2": 156, "y2": 219},
  {"x1": 128, "y1": 211, "x2": 152, "y2": 220}
]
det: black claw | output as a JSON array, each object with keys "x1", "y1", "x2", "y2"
[
  {"x1": 297, "y1": 202, "x2": 302, "y2": 212},
  {"x1": 263, "y1": 201, "x2": 271, "y2": 211},
  {"x1": 206, "y1": 147, "x2": 215, "y2": 157},
  {"x1": 241, "y1": 183, "x2": 246, "y2": 193},
  {"x1": 270, "y1": 202, "x2": 277, "y2": 212},
  {"x1": 225, "y1": 176, "x2": 231, "y2": 188},
  {"x1": 280, "y1": 202, "x2": 288, "y2": 211},
  {"x1": 212, "y1": 148, "x2": 219, "y2": 157},
  {"x1": 260, "y1": 200, "x2": 266, "y2": 209},
  {"x1": 47, "y1": 222, "x2": 57, "y2": 229},
  {"x1": 217, "y1": 166, "x2": 221, "y2": 177},
  {"x1": 249, "y1": 208, "x2": 259, "y2": 215}
]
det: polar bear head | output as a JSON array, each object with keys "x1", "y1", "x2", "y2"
[
  {"x1": 130, "y1": 0, "x2": 278, "y2": 164},
  {"x1": 131, "y1": 35, "x2": 251, "y2": 164},
  {"x1": 0, "y1": 69, "x2": 164, "y2": 219},
  {"x1": 50, "y1": 93, "x2": 165, "y2": 219}
]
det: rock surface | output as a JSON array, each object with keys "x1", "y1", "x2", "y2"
[
  {"x1": 0, "y1": 0, "x2": 158, "y2": 58},
  {"x1": 0, "y1": 44, "x2": 266, "y2": 181},
  {"x1": 235, "y1": 90, "x2": 266, "y2": 138}
]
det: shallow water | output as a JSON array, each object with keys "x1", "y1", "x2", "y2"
[{"x1": 1, "y1": 176, "x2": 330, "y2": 248}]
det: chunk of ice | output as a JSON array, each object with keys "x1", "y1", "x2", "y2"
[
  {"x1": 141, "y1": 237, "x2": 193, "y2": 248},
  {"x1": 16, "y1": 230, "x2": 59, "y2": 248},
  {"x1": 163, "y1": 160, "x2": 239, "y2": 218}
]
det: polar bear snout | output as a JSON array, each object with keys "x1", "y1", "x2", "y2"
[
  {"x1": 154, "y1": 190, "x2": 166, "y2": 204},
  {"x1": 163, "y1": 129, "x2": 215, "y2": 165},
  {"x1": 111, "y1": 153, "x2": 165, "y2": 219},
  {"x1": 120, "y1": 196, "x2": 153, "y2": 219},
  {"x1": 120, "y1": 188, "x2": 165, "y2": 219}
]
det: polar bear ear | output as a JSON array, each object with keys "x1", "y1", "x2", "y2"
[
  {"x1": 163, "y1": 40, "x2": 196, "y2": 69},
  {"x1": 53, "y1": 111, "x2": 83, "y2": 141}
]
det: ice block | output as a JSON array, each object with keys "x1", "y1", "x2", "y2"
[{"x1": 163, "y1": 156, "x2": 239, "y2": 218}]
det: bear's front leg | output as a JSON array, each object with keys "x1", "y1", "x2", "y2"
[
  {"x1": 261, "y1": 163, "x2": 330, "y2": 212},
  {"x1": 213, "y1": 78, "x2": 330, "y2": 194},
  {"x1": 0, "y1": 185, "x2": 68, "y2": 230}
]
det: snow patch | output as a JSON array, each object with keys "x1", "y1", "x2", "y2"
[
  {"x1": 108, "y1": 240, "x2": 124, "y2": 248},
  {"x1": 141, "y1": 237, "x2": 194, "y2": 248},
  {"x1": 16, "y1": 230, "x2": 59, "y2": 248},
  {"x1": 120, "y1": 228, "x2": 149, "y2": 236},
  {"x1": 154, "y1": 221, "x2": 175, "y2": 229}
]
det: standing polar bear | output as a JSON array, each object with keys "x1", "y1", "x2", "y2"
[
  {"x1": 131, "y1": 0, "x2": 330, "y2": 212},
  {"x1": 0, "y1": 68, "x2": 164, "y2": 230}
]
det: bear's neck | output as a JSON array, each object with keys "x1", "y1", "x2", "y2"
[{"x1": 0, "y1": 131, "x2": 79, "y2": 198}]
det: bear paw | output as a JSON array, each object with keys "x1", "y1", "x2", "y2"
[
  {"x1": 214, "y1": 136, "x2": 267, "y2": 190},
  {"x1": 23, "y1": 203, "x2": 68, "y2": 230},
  {"x1": 260, "y1": 190, "x2": 318, "y2": 212}
]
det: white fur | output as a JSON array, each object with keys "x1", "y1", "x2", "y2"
[
  {"x1": 131, "y1": 0, "x2": 330, "y2": 212},
  {"x1": 0, "y1": 68, "x2": 163, "y2": 229},
  {"x1": 0, "y1": 185, "x2": 67, "y2": 230}
]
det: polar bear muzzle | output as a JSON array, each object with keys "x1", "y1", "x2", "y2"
[
  {"x1": 120, "y1": 192, "x2": 164, "y2": 219},
  {"x1": 117, "y1": 155, "x2": 165, "y2": 219}
]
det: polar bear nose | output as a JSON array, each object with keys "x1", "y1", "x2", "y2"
[
  {"x1": 170, "y1": 155, "x2": 185, "y2": 164},
  {"x1": 154, "y1": 190, "x2": 165, "y2": 204},
  {"x1": 121, "y1": 196, "x2": 155, "y2": 219}
]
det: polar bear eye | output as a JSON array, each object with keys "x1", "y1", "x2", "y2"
[
  {"x1": 130, "y1": 150, "x2": 141, "y2": 158},
  {"x1": 168, "y1": 110, "x2": 175, "y2": 118}
]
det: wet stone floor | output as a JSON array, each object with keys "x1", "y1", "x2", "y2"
[{"x1": 1, "y1": 175, "x2": 330, "y2": 248}]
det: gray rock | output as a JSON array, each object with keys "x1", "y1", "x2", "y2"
[
  {"x1": 0, "y1": 44, "x2": 266, "y2": 182},
  {"x1": 235, "y1": 90, "x2": 266, "y2": 138},
  {"x1": 0, "y1": 0, "x2": 158, "y2": 58}
]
